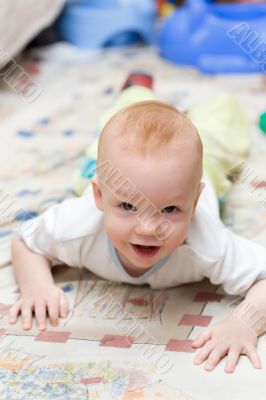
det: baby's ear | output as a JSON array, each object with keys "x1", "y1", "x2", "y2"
[
  {"x1": 192, "y1": 182, "x2": 205, "y2": 215},
  {"x1": 91, "y1": 177, "x2": 104, "y2": 211}
]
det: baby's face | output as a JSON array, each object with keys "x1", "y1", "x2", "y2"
[{"x1": 92, "y1": 148, "x2": 203, "y2": 276}]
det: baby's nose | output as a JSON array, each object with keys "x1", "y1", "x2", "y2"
[{"x1": 135, "y1": 220, "x2": 156, "y2": 237}]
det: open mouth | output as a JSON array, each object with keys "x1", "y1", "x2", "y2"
[{"x1": 131, "y1": 243, "x2": 160, "y2": 258}]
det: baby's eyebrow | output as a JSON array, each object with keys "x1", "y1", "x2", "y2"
[
  {"x1": 163, "y1": 194, "x2": 185, "y2": 203},
  {"x1": 114, "y1": 190, "x2": 133, "y2": 201},
  {"x1": 114, "y1": 183, "x2": 184, "y2": 199},
  {"x1": 114, "y1": 186, "x2": 184, "y2": 200}
]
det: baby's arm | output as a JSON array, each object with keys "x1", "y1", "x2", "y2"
[
  {"x1": 191, "y1": 225, "x2": 266, "y2": 372},
  {"x1": 9, "y1": 236, "x2": 69, "y2": 331}
]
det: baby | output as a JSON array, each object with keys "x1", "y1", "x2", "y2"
[{"x1": 9, "y1": 80, "x2": 266, "y2": 374}]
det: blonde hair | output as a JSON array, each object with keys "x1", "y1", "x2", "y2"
[{"x1": 98, "y1": 100, "x2": 202, "y2": 160}]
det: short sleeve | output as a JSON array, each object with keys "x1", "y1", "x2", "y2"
[
  {"x1": 17, "y1": 190, "x2": 104, "y2": 268},
  {"x1": 205, "y1": 226, "x2": 266, "y2": 296},
  {"x1": 17, "y1": 204, "x2": 68, "y2": 266},
  {"x1": 188, "y1": 175, "x2": 266, "y2": 297}
]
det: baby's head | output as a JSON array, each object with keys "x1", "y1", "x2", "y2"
[{"x1": 92, "y1": 100, "x2": 204, "y2": 276}]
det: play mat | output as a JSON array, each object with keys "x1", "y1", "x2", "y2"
[{"x1": 0, "y1": 46, "x2": 266, "y2": 399}]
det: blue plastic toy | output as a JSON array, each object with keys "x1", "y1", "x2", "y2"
[
  {"x1": 159, "y1": 0, "x2": 266, "y2": 73},
  {"x1": 56, "y1": 0, "x2": 156, "y2": 48}
]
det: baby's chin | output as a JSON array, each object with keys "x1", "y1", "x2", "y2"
[{"x1": 122, "y1": 260, "x2": 155, "y2": 278}]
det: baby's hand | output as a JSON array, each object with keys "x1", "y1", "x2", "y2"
[
  {"x1": 8, "y1": 284, "x2": 69, "y2": 331},
  {"x1": 192, "y1": 314, "x2": 262, "y2": 373}
]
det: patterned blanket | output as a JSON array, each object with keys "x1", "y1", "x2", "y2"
[{"x1": 0, "y1": 46, "x2": 266, "y2": 399}]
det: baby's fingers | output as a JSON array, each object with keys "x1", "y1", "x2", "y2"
[
  {"x1": 59, "y1": 292, "x2": 69, "y2": 319},
  {"x1": 21, "y1": 302, "x2": 33, "y2": 330},
  {"x1": 192, "y1": 330, "x2": 211, "y2": 348},
  {"x1": 193, "y1": 341, "x2": 214, "y2": 365},
  {"x1": 47, "y1": 298, "x2": 59, "y2": 327},
  {"x1": 245, "y1": 345, "x2": 262, "y2": 370},
  {"x1": 224, "y1": 344, "x2": 242, "y2": 373},
  {"x1": 204, "y1": 344, "x2": 230, "y2": 371},
  {"x1": 9, "y1": 301, "x2": 22, "y2": 324},
  {"x1": 35, "y1": 299, "x2": 47, "y2": 331}
]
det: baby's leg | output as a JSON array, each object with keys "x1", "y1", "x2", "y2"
[{"x1": 188, "y1": 93, "x2": 250, "y2": 199}]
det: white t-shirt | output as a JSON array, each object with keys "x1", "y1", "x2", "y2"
[{"x1": 19, "y1": 176, "x2": 266, "y2": 297}]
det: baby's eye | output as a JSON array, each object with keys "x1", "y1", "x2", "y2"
[
  {"x1": 120, "y1": 202, "x2": 137, "y2": 212},
  {"x1": 162, "y1": 206, "x2": 179, "y2": 214}
]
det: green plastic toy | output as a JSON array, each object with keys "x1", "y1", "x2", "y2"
[{"x1": 259, "y1": 112, "x2": 266, "y2": 134}]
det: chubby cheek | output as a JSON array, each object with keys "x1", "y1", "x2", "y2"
[
  {"x1": 104, "y1": 212, "x2": 132, "y2": 245},
  {"x1": 163, "y1": 220, "x2": 189, "y2": 253}
]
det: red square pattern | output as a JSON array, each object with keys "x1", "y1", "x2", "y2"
[
  {"x1": 193, "y1": 292, "x2": 224, "y2": 302},
  {"x1": 100, "y1": 334, "x2": 134, "y2": 348},
  {"x1": 80, "y1": 377, "x2": 104, "y2": 385},
  {"x1": 35, "y1": 331, "x2": 71, "y2": 343},
  {"x1": 165, "y1": 339, "x2": 196, "y2": 353},
  {"x1": 179, "y1": 314, "x2": 212, "y2": 327}
]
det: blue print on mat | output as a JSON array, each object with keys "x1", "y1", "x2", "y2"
[
  {"x1": 16, "y1": 189, "x2": 41, "y2": 197},
  {"x1": 15, "y1": 210, "x2": 38, "y2": 221},
  {"x1": 37, "y1": 117, "x2": 50, "y2": 125},
  {"x1": 62, "y1": 283, "x2": 74, "y2": 293},
  {"x1": 0, "y1": 230, "x2": 13, "y2": 238},
  {"x1": 63, "y1": 129, "x2": 75, "y2": 136},
  {"x1": 17, "y1": 130, "x2": 34, "y2": 138}
]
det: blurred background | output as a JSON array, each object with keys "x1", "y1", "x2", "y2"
[{"x1": 1, "y1": 0, "x2": 266, "y2": 71}]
